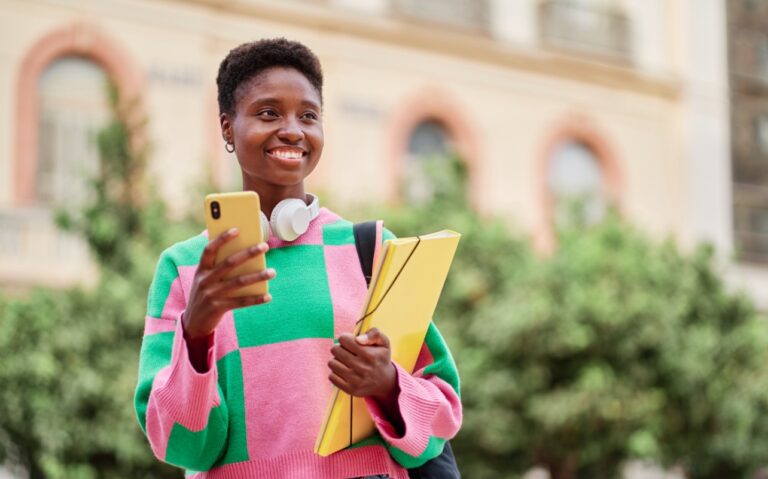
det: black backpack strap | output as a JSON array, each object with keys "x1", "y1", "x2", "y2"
[{"x1": 353, "y1": 221, "x2": 378, "y2": 286}]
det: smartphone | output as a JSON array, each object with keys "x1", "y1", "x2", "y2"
[{"x1": 204, "y1": 191, "x2": 268, "y2": 297}]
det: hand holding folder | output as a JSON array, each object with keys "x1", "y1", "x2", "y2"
[{"x1": 315, "y1": 229, "x2": 461, "y2": 456}]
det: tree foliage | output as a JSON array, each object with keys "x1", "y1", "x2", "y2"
[
  {"x1": 2, "y1": 97, "x2": 768, "y2": 479},
  {"x1": 370, "y1": 156, "x2": 768, "y2": 479},
  {"x1": 0, "y1": 85, "x2": 193, "y2": 479}
]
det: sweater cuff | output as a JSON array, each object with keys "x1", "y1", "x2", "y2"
[
  {"x1": 152, "y1": 317, "x2": 220, "y2": 431},
  {"x1": 365, "y1": 362, "x2": 439, "y2": 456}
]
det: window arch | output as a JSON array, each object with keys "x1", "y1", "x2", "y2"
[
  {"x1": 14, "y1": 22, "x2": 144, "y2": 205},
  {"x1": 536, "y1": 115, "x2": 622, "y2": 252},
  {"x1": 37, "y1": 56, "x2": 110, "y2": 206},
  {"x1": 548, "y1": 140, "x2": 607, "y2": 227},
  {"x1": 403, "y1": 118, "x2": 454, "y2": 203},
  {"x1": 386, "y1": 85, "x2": 481, "y2": 206}
]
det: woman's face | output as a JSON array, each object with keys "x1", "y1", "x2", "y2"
[{"x1": 222, "y1": 67, "x2": 323, "y2": 194}]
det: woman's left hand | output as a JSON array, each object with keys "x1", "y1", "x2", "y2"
[{"x1": 328, "y1": 328, "x2": 398, "y2": 401}]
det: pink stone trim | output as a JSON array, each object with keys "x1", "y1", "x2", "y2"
[
  {"x1": 385, "y1": 85, "x2": 483, "y2": 209},
  {"x1": 13, "y1": 21, "x2": 145, "y2": 205},
  {"x1": 534, "y1": 113, "x2": 624, "y2": 254}
]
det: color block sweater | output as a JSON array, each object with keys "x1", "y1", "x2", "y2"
[{"x1": 134, "y1": 208, "x2": 462, "y2": 479}]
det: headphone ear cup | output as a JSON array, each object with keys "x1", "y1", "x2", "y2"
[
  {"x1": 270, "y1": 198, "x2": 310, "y2": 242},
  {"x1": 259, "y1": 211, "x2": 270, "y2": 241}
]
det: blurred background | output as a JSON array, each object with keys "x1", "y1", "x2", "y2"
[{"x1": 2, "y1": 0, "x2": 768, "y2": 478}]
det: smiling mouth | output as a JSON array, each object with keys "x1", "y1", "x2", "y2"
[{"x1": 267, "y1": 148, "x2": 307, "y2": 161}]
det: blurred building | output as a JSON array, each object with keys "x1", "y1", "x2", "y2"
[{"x1": 0, "y1": 0, "x2": 760, "y2": 305}]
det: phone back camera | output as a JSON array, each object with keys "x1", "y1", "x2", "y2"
[{"x1": 211, "y1": 201, "x2": 221, "y2": 219}]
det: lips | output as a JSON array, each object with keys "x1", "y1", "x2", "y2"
[{"x1": 266, "y1": 147, "x2": 307, "y2": 166}]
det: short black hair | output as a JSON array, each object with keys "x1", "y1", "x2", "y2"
[{"x1": 216, "y1": 38, "x2": 323, "y2": 117}]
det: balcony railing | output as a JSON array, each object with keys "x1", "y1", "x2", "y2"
[
  {"x1": 734, "y1": 183, "x2": 768, "y2": 264},
  {"x1": 391, "y1": 0, "x2": 489, "y2": 30},
  {"x1": 0, "y1": 206, "x2": 94, "y2": 288},
  {"x1": 539, "y1": 0, "x2": 632, "y2": 61}
]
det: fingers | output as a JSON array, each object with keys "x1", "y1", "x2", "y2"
[
  {"x1": 356, "y1": 327, "x2": 389, "y2": 348},
  {"x1": 328, "y1": 372, "x2": 353, "y2": 395},
  {"x1": 200, "y1": 228, "x2": 240, "y2": 270},
  {"x1": 330, "y1": 343, "x2": 360, "y2": 370},
  {"x1": 209, "y1": 268, "x2": 276, "y2": 296},
  {"x1": 207, "y1": 242, "x2": 269, "y2": 283},
  {"x1": 338, "y1": 333, "x2": 365, "y2": 356},
  {"x1": 327, "y1": 357, "x2": 355, "y2": 379},
  {"x1": 211, "y1": 292, "x2": 272, "y2": 311}
]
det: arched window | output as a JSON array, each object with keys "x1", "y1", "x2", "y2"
[
  {"x1": 403, "y1": 119, "x2": 453, "y2": 203},
  {"x1": 36, "y1": 56, "x2": 110, "y2": 207},
  {"x1": 548, "y1": 140, "x2": 607, "y2": 227}
]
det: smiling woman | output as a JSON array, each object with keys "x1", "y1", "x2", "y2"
[{"x1": 133, "y1": 38, "x2": 462, "y2": 479}]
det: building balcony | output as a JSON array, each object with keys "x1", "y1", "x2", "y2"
[
  {"x1": 0, "y1": 206, "x2": 95, "y2": 291},
  {"x1": 539, "y1": 0, "x2": 632, "y2": 62},
  {"x1": 391, "y1": 0, "x2": 489, "y2": 31}
]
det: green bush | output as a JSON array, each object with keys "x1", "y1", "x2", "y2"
[
  {"x1": 2, "y1": 98, "x2": 768, "y2": 478},
  {"x1": 0, "y1": 86, "x2": 192, "y2": 478},
  {"x1": 370, "y1": 156, "x2": 768, "y2": 479}
]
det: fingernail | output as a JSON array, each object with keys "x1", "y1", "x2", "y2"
[
  {"x1": 264, "y1": 293, "x2": 272, "y2": 302},
  {"x1": 267, "y1": 268, "x2": 276, "y2": 277},
  {"x1": 357, "y1": 334, "x2": 368, "y2": 342},
  {"x1": 228, "y1": 227, "x2": 239, "y2": 235}
]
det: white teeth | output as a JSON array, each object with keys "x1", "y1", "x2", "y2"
[{"x1": 273, "y1": 150, "x2": 303, "y2": 160}]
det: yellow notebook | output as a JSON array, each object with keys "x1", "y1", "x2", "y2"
[{"x1": 314, "y1": 229, "x2": 461, "y2": 457}]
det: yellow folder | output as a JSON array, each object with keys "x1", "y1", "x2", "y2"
[{"x1": 314, "y1": 229, "x2": 461, "y2": 457}]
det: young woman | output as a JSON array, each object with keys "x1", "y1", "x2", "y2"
[{"x1": 134, "y1": 38, "x2": 462, "y2": 479}]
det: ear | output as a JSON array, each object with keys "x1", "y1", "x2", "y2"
[{"x1": 220, "y1": 113, "x2": 232, "y2": 142}]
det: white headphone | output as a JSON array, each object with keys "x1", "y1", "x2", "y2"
[{"x1": 260, "y1": 193, "x2": 320, "y2": 242}]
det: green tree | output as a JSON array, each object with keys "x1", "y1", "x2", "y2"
[
  {"x1": 0, "y1": 85, "x2": 195, "y2": 478},
  {"x1": 369, "y1": 156, "x2": 768, "y2": 479}
]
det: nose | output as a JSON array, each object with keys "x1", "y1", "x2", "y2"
[{"x1": 277, "y1": 117, "x2": 304, "y2": 143}]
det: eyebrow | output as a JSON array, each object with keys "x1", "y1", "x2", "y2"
[{"x1": 251, "y1": 97, "x2": 321, "y2": 110}]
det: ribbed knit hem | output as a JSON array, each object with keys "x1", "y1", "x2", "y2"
[
  {"x1": 365, "y1": 363, "x2": 440, "y2": 457},
  {"x1": 187, "y1": 446, "x2": 408, "y2": 479},
  {"x1": 153, "y1": 318, "x2": 220, "y2": 431}
]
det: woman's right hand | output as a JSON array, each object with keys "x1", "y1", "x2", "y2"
[{"x1": 183, "y1": 228, "x2": 275, "y2": 340}]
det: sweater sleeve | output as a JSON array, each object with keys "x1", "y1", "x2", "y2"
[
  {"x1": 364, "y1": 321, "x2": 462, "y2": 468},
  {"x1": 134, "y1": 247, "x2": 229, "y2": 471}
]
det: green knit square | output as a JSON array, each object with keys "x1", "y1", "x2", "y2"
[
  {"x1": 165, "y1": 404, "x2": 229, "y2": 470},
  {"x1": 215, "y1": 350, "x2": 248, "y2": 464},
  {"x1": 322, "y1": 219, "x2": 354, "y2": 245},
  {"x1": 146, "y1": 235, "x2": 207, "y2": 317},
  {"x1": 388, "y1": 435, "x2": 446, "y2": 469},
  {"x1": 234, "y1": 245, "x2": 334, "y2": 347},
  {"x1": 135, "y1": 331, "x2": 174, "y2": 432}
]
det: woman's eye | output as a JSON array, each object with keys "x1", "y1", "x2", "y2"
[
  {"x1": 301, "y1": 112, "x2": 319, "y2": 121},
  {"x1": 257, "y1": 110, "x2": 278, "y2": 118}
]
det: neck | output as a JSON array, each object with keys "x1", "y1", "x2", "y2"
[{"x1": 242, "y1": 179, "x2": 307, "y2": 218}]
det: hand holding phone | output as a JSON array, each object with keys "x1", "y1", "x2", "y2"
[
  {"x1": 204, "y1": 191, "x2": 269, "y2": 297},
  {"x1": 181, "y1": 192, "x2": 274, "y2": 340}
]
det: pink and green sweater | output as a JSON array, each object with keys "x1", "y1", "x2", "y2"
[{"x1": 133, "y1": 208, "x2": 462, "y2": 478}]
